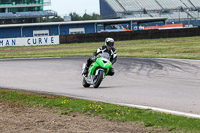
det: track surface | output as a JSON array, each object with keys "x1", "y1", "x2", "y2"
[{"x1": 0, "y1": 57, "x2": 200, "y2": 116}]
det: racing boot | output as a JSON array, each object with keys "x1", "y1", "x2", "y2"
[{"x1": 83, "y1": 66, "x2": 89, "y2": 76}]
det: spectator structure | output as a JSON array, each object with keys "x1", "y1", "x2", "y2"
[
  {"x1": 100, "y1": 0, "x2": 200, "y2": 26},
  {"x1": 0, "y1": 0, "x2": 57, "y2": 24}
]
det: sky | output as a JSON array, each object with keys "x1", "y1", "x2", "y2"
[{"x1": 44, "y1": 0, "x2": 100, "y2": 17}]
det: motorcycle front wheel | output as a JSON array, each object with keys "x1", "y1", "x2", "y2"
[{"x1": 93, "y1": 70, "x2": 104, "y2": 88}]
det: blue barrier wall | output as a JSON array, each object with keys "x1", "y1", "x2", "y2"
[{"x1": 0, "y1": 27, "x2": 21, "y2": 38}]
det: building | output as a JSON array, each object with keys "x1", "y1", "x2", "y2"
[
  {"x1": 0, "y1": 0, "x2": 50, "y2": 13},
  {"x1": 0, "y1": 0, "x2": 57, "y2": 24},
  {"x1": 100, "y1": 0, "x2": 200, "y2": 27},
  {"x1": 0, "y1": 17, "x2": 166, "y2": 38}
]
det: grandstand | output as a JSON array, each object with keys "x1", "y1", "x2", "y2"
[
  {"x1": 138, "y1": 0, "x2": 162, "y2": 11},
  {"x1": 0, "y1": 0, "x2": 57, "y2": 24},
  {"x1": 100, "y1": 0, "x2": 200, "y2": 26}
]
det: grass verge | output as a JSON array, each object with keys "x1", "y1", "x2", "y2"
[
  {"x1": 0, "y1": 36, "x2": 200, "y2": 59},
  {"x1": 0, "y1": 88, "x2": 200, "y2": 132}
]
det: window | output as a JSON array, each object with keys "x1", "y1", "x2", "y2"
[
  {"x1": 69, "y1": 28, "x2": 85, "y2": 35},
  {"x1": 33, "y1": 30, "x2": 49, "y2": 37}
]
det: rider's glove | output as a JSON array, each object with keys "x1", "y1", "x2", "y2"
[{"x1": 91, "y1": 56, "x2": 96, "y2": 61}]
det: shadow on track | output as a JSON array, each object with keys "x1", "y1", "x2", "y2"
[
  {"x1": 81, "y1": 86, "x2": 114, "y2": 89},
  {"x1": 116, "y1": 58, "x2": 200, "y2": 77}
]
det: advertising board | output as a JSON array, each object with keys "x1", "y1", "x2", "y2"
[{"x1": 0, "y1": 36, "x2": 60, "y2": 47}]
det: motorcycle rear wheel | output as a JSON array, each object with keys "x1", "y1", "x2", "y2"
[{"x1": 93, "y1": 70, "x2": 104, "y2": 88}]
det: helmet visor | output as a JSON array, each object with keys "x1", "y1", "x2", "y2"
[{"x1": 107, "y1": 42, "x2": 114, "y2": 47}]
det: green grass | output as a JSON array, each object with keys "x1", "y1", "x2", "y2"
[
  {"x1": 1, "y1": 88, "x2": 200, "y2": 132},
  {"x1": 0, "y1": 36, "x2": 200, "y2": 59}
]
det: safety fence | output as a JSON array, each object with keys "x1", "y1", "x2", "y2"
[{"x1": 60, "y1": 27, "x2": 200, "y2": 44}]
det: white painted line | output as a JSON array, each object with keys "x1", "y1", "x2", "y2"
[
  {"x1": 0, "y1": 57, "x2": 86, "y2": 61},
  {"x1": 114, "y1": 102, "x2": 200, "y2": 119},
  {"x1": 0, "y1": 57, "x2": 62, "y2": 61}
]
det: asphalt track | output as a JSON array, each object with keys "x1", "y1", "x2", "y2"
[{"x1": 0, "y1": 57, "x2": 200, "y2": 118}]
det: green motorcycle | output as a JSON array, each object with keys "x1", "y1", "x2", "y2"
[{"x1": 82, "y1": 52, "x2": 112, "y2": 88}]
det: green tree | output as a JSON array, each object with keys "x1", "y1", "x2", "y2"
[
  {"x1": 69, "y1": 12, "x2": 100, "y2": 21},
  {"x1": 83, "y1": 13, "x2": 91, "y2": 20},
  {"x1": 69, "y1": 12, "x2": 82, "y2": 21},
  {"x1": 91, "y1": 13, "x2": 100, "y2": 20}
]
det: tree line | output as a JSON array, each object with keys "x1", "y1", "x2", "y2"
[
  {"x1": 69, "y1": 12, "x2": 100, "y2": 21},
  {"x1": 39, "y1": 12, "x2": 100, "y2": 22}
]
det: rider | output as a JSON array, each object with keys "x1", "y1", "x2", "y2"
[{"x1": 83, "y1": 37, "x2": 117, "y2": 76}]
